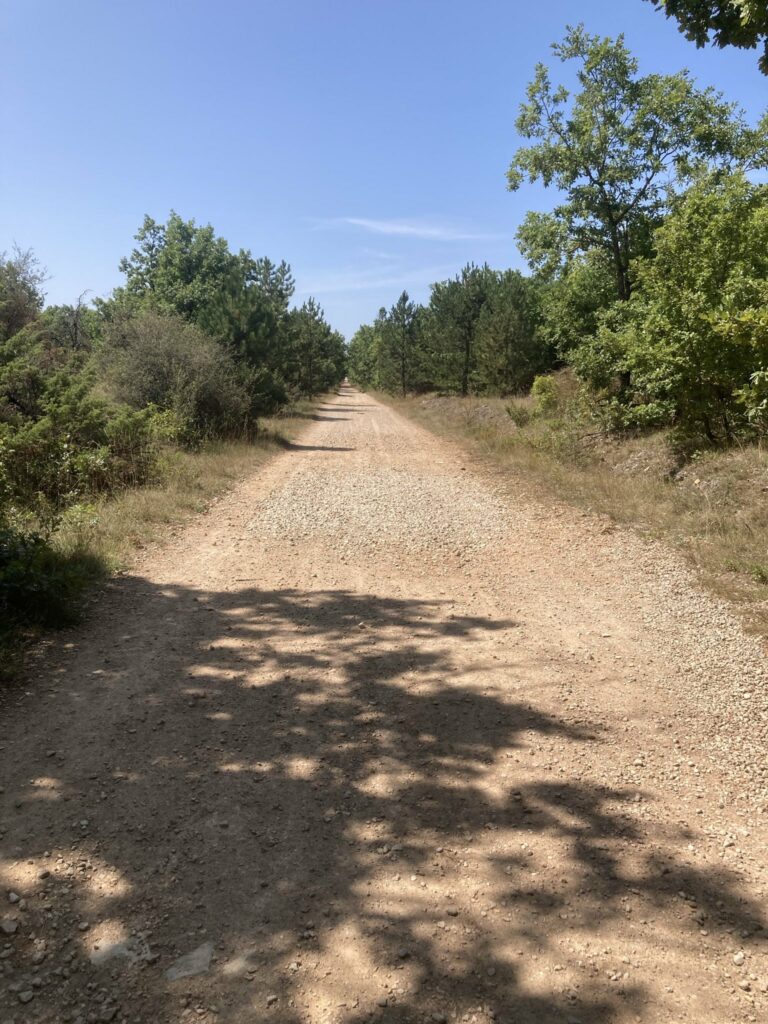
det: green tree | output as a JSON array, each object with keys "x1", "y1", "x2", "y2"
[
  {"x1": 580, "y1": 172, "x2": 768, "y2": 441},
  {"x1": 103, "y1": 213, "x2": 343, "y2": 401},
  {"x1": 44, "y1": 300, "x2": 100, "y2": 353},
  {"x1": 237, "y1": 257, "x2": 295, "y2": 379},
  {"x1": 347, "y1": 324, "x2": 380, "y2": 389},
  {"x1": 110, "y1": 212, "x2": 242, "y2": 324},
  {"x1": 645, "y1": 1, "x2": 768, "y2": 73},
  {"x1": 378, "y1": 292, "x2": 421, "y2": 396},
  {"x1": 508, "y1": 25, "x2": 766, "y2": 302},
  {"x1": 204, "y1": 283, "x2": 278, "y2": 370},
  {"x1": 475, "y1": 272, "x2": 548, "y2": 393},
  {"x1": 245, "y1": 256, "x2": 295, "y2": 310},
  {"x1": 287, "y1": 299, "x2": 345, "y2": 396},
  {"x1": 538, "y1": 250, "x2": 617, "y2": 358},
  {"x1": 428, "y1": 264, "x2": 496, "y2": 394},
  {"x1": 0, "y1": 247, "x2": 46, "y2": 343}
]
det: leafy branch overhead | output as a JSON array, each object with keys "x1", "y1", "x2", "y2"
[{"x1": 645, "y1": 0, "x2": 768, "y2": 73}]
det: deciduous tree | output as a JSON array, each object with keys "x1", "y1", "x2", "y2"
[
  {"x1": 580, "y1": 172, "x2": 768, "y2": 441},
  {"x1": 508, "y1": 25, "x2": 766, "y2": 301}
]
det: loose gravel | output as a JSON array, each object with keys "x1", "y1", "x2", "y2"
[
  {"x1": 0, "y1": 386, "x2": 765, "y2": 1024},
  {"x1": 249, "y1": 465, "x2": 512, "y2": 557}
]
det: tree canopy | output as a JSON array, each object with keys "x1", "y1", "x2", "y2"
[
  {"x1": 574, "y1": 172, "x2": 768, "y2": 440},
  {"x1": 507, "y1": 25, "x2": 767, "y2": 301},
  {"x1": 348, "y1": 267, "x2": 550, "y2": 397},
  {"x1": 100, "y1": 212, "x2": 344, "y2": 403},
  {"x1": 645, "y1": 1, "x2": 768, "y2": 73},
  {"x1": 0, "y1": 247, "x2": 47, "y2": 343}
]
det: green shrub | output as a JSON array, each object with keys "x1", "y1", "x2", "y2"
[
  {"x1": 531, "y1": 374, "x2": 559, "y2": 414},
  {"x1": 0, "y1": 385, "x2": 159, "y2": 527},
  {"x1": 506, "y1": 400, "x2": 532, "y2": 427},
  {"x1": 102, "y1": 311, "x2": 255, "y2": 444},
  {"x1": 735, "y1": 364, "x2": 768, "y2": 437},
  {"x1": 240, "y1": 365, "x2": 287, "y2": 417},
  {"x1": 0, "y1": 524, "x2": 102, "y2": 632}
]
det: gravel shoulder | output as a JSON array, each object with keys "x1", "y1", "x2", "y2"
[{"x1": 1, "y1": 386, "x2": 766, "y2": 1024}]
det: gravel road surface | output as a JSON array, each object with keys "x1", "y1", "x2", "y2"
[{"x1": 1, "y1": 386, "x2": 766, "y2": 1024}]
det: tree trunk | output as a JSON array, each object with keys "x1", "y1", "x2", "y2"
[
  {"x1": 701, "y1": 411, "x2": 716, "y2": 445},
  {"x1": 609, "y1": 227, "x2": 631, "y2": 388},
  {"x1": 461, "y1": 332, "x2": 470, "y2": 396},
  {"x1": 609, "y1": 232, "x2": 631, "y2": 302}
]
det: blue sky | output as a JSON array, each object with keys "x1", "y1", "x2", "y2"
[{"x1": 2, "y1": 1, "x2": 766, "y2": 338}]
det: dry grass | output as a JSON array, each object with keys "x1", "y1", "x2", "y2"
[
  {"x1": 1, "y1": 402, "x2": 320, "y2": 679},
  {"x1": 53, "y1": 404, "x2": 314, "y2": 572},
  {"x1": 387, "y1": 392, "x2": 768, "y2": 640}
]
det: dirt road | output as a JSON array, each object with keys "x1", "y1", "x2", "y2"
[{"x1": 1, "y1": 387, "x2": 766, "y2": 1024}]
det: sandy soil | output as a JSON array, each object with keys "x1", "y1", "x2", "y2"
[{"x1": 1, "y1": 386, "x2": 766, "y2": 1024}]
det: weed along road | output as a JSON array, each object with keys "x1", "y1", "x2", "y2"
[{"x1": 1, "y1": 385, "x2": 767, "y2": 1024}]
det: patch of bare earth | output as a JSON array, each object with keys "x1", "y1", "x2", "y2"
[{"x1": 1, "y1": 387, "x2": 766, "y2": 1024}]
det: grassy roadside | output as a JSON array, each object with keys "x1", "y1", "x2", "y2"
[
  {"x1": 1, "y1": 400, "x2": 318, "y2": 677},
  {"x1": 383, "y1": 391, "x2": 768, "y2": 642},
  {"x1": 53, "y1": 402, "x2": 314, "y2": 570}
]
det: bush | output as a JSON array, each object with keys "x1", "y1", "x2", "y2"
[
  {"x1": 0, "y1": 380, "x2": 159, "y2": 527},
  {"x1": 506, "y1": 400, "x2": 532, "y2": 427},
  {"x1": 241, "y1": 365, "x2": 287, "y2": 416},
  {"x1": 531, "y1": 374, "x2": 559, "y2": 414},
  {"x1": 737, "y1": 368, "x2": 768, "y2": 435},
  {"x1": 0, "y1": 524, "x2": 102, "y2": 633},
  {"x1": 102, "y1": 312, "x2": 255, "y2": 444}
]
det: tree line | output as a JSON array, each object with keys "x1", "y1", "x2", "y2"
[
  {"x1": 348, "y1": 25, "x2": 768, "y2": 447},
  {"x1": 0, "y1": 214, "x2": 345, "y2": 636}
]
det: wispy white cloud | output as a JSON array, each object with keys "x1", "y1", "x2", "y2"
[
  {"x1": 297, "y1": 262, "x2": 457, "y2": 296},
  {"x1": 317, "y1": 216, "x2": 502, "y2": 242}
]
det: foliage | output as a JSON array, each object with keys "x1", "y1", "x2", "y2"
[
  {"x1": 530, "y1": 374, "x2": 559, "y2": 414},
  {"x1": 506, "y1": 400, "x2": 532, "y2": 427},
  {"x1": 347, "y1": 324, "x2": 380, "y2": 389},
  {"x1": 1, "y1": 385, "x2": 159, "y2": 529},
  {"x1": 372, "y1": 292, "x2": 424, "y2": 396},
  {"x1": 101, "y1": 311, "x2": 256, "y2": 444},
  {"x1": 0, "y1": 214, "x2": 344, "y2": 649},
  {"x1": 348, "y1": 266, "x2": 554, "y2": 397},
  {"x1": 508, "y1": 25, "x2": 766, "y2": 302},
  {"x1": 0, "y1": 523, "x2": 101, "y2": 636},
  {"x1": 584, "y1": 173, "x2": 768, "y2": 441},
  {"x1": 203, "y1": 257, "x2": 294, "y2": 374},
  {"x1": 0, "y1": 247, "x2": 47, "y2": 343},
  {"x1": 285, "y1": 298, "x2": 346, "y2": 397},
  {"x1": 737, "y1": 367, "x2": 768, "y2": 434},
  {"x1": 0, "y1": 315, "x2": 156, "y2": 525},
  {"x1": 645, "y1": 1, "x2": 768, "y2": 72},
  {"x1": 427, "y1": 264, "x2": 497, "y2": 394},
  {"x1": 101, "y1": 212, "x2": 345, "y2": 399},
  {"x1": 537, "y1": 250, "x2": 617, "y2": 358},
  {"x1": 108, "y1": 212, "x2": 244, "y2": 324},
  {"x1": 473, "y1": 272, "x2": 548, "y2": 392}
]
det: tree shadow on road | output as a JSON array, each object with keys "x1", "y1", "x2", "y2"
[
  {"x1": 1, "y1": 580, "x2": 764, "y2": 1023},
  {"x1": 281, "y1": 409, "x2": 355, "y2": 422},
  {"x1": 281, "y1": 442, "x2": 357, "y2": 453}
]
